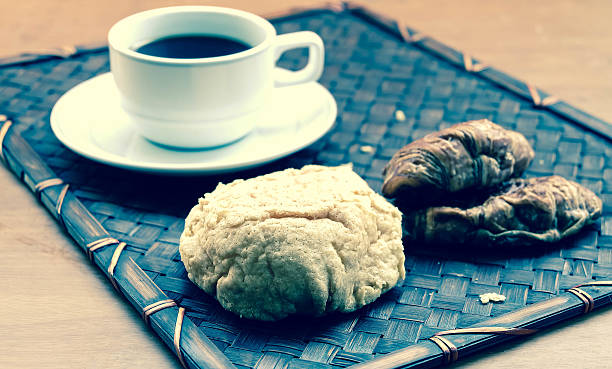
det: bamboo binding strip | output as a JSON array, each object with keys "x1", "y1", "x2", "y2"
[
  {"x1": 565, "y1": 280, "x2": 612, "y2": 314},
  {"x1": 86, "y1": 237, "x2": 120, "y2": 261},
  {"x1": 55, "y1": 184, "x2": 69, "y2": 229},
  {"x1": 142, "y1": 299, "x2": 177, "y2": 326},
  {"x1": 428, "y1": 327, "x2": 537, "y2": 364},
  {"x1": 395, "y1": 19, "x2": 425, "y2": 43},
  {"x1": 34, "y1": 177, "x2": 65, "y2": 199},
  {"x1": 429, "y1": 336, "x2": 458, "y2": 364},
  {"x1": 0, "y1": 118, "x2": 12, "y2": 164},
  {"x1": 462, "y1": 53, "x2": 488, "y2": 72},
  {"x1": 174, "y1": 307, "x2": 187, "y2": 369},
  {"x1": 526, "y1": 83, "x2": 559, "y2": 107},
  {"x1": 325, "y1": 0, "x2": 346, "y2": 13},
  {"x1": 567, "y1": 288, "x2": 594, "y2": 313},
  {"x1": 107, "y1": 242, "x2": 127, "y2": 292}
]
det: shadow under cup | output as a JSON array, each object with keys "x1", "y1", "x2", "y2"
[{"x1": 108, "y1": 7, "x2": 279, "y2": 149}]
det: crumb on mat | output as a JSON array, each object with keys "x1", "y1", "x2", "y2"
[
  {"x1": 479, "y1": 292, "x2": 506, "y2": 304},
  {"x1": 395, "y1": 110, "x2": 406, "y2": 121}
]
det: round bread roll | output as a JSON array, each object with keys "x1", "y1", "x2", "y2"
[{"x1": 180, "y1": 165, "x2": 405, "y2": 321}]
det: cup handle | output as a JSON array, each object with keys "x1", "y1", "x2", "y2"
[{"x1": 273, "y1": 31, "x2": 324, "y2": 87}]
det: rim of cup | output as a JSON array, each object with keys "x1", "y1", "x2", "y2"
[{"x1": 108, "y1": 6, "x2": 277, "y2": 65}]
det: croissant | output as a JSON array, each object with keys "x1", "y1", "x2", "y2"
[
  {"x1": 382, "y1": 119, "x2": 535, "y2": 205},
  {"x1": 402, "y1": 176, "x2": 602, "y2": 246}
]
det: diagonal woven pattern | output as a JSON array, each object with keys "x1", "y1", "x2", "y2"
[{"x1": 1, "y1": 8, "x2": 611, "y2": 369}]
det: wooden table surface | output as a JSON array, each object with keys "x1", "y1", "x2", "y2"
[{"x1": 1, "y1": 1, "x2": 611, "y2": 368}]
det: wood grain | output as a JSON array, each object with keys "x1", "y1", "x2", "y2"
[{"x1": 1, "y1": 1, "x2": 612, "y2": 368}]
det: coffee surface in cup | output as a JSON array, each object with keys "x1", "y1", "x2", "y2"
[{"x1": 133, "y1": 34, "x2": 251, "y2": 58}]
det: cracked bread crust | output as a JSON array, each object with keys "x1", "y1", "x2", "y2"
[
  {"x1": 179, "y1": 165, "x2": 405, "y2": 321},
  {"x1": 382, "y1": 119, "x2": 535, "y2": 205}
]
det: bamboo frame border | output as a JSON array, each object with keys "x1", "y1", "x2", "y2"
[
  {"x1": 2, "y1": 3, "x2": 612, "y2": 369},
  {"x1": 0, "y1": 118, "x2": 235, "y2": 369}
]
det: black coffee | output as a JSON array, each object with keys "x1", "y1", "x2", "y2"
[{"x1": 133, "y1": 35, "x2": 251, "y2": 58}]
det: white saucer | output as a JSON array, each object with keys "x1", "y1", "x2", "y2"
[{"x1": 50, "y1": 71, "x2": 336, "y2": 174}]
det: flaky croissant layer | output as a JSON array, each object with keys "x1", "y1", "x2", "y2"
[
  {"x1": 403, "y1": 176, "x2": 602, "y2": 246},
  {"x1": 382, "y1": 119, "x2": 535, "y2": 204}
]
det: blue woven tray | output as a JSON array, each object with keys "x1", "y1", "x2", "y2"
[{"x1": 1, "y1": 4, "x2": 611, "y2": 369}]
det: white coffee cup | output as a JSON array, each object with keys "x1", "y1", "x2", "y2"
[{"x1": 108, "y1": 6, "x2": 324, "y2": 148}]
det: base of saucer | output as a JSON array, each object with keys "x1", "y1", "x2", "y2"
[{"x1": 123, "y1": 102, "x2": 258, "y2": 149}]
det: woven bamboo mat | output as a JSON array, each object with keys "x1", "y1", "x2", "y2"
[{"x1": 1, "y1": 5, "x2": 612, "y2": 369}]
